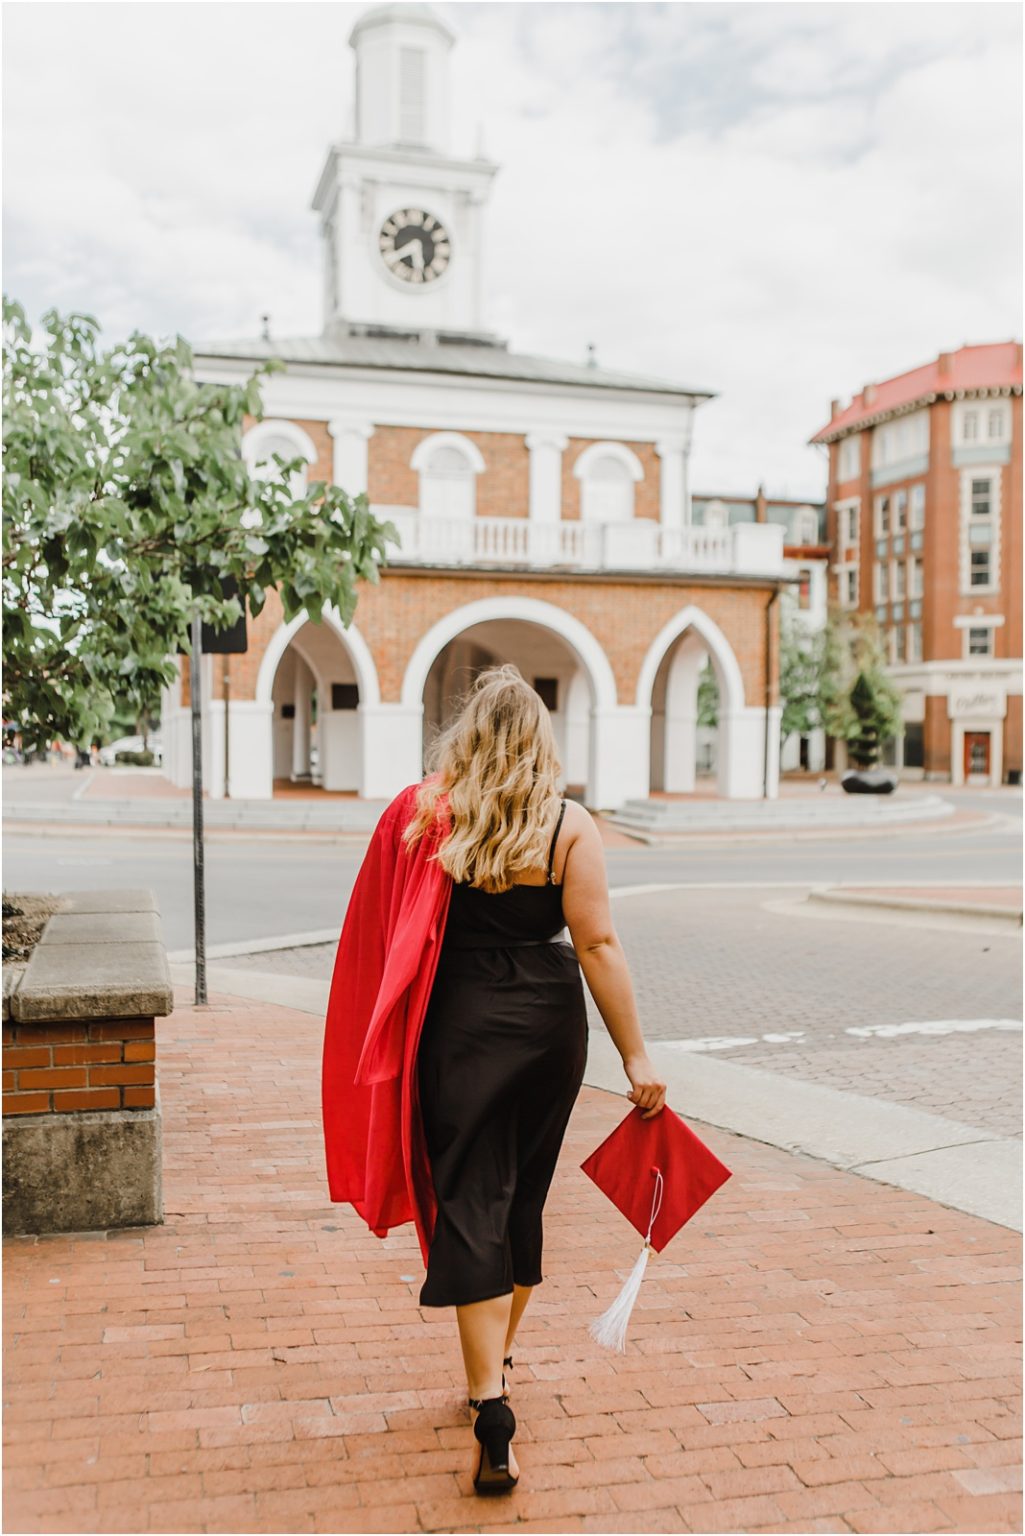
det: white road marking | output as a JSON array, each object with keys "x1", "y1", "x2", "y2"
[{"x1": 846, "y1": 1019, "x2": 1022, "y2": 1039}]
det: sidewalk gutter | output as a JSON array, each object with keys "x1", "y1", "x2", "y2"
[{"x1": 173, "y1": 966, "x2": 1024, "y2": 1233}]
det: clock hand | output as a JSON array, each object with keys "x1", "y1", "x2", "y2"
[{"x1": 390, "y1": 237, "x2": 423, "y2": 269}]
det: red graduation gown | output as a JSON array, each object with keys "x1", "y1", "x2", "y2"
[{"x1": 320, "y1": 782, "x2": 452, "y2": 1268}]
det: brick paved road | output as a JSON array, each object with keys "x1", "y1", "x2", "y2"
[
  {"x1": 4, "y1": 989, "x2": 1021, "y2": 1534},
  {"x1": 232, "y1": 888, "x2": 1022, "y2": 1139}
]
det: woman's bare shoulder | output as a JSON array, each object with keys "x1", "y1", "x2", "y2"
[{"x1": 561, "y1": 798, "x2": 600, "y2": 843}]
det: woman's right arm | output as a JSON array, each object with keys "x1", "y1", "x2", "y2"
[{"x1": 560, "y1": 804, "x2": 666, "y2": 1118}]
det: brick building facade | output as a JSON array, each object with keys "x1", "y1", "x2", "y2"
[
  {"x1": 161, "y1": 3, "x2": 789, "y2": 809},
  {"x1": 812, "y1": 343, "x2": 1023, "y2": 785}
]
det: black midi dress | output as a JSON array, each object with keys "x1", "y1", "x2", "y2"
[{"x1": 416, "y1": 800, "x2": 588, "y2": 1308}]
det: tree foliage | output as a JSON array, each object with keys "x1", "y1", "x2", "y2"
[
  {"x1": 779, "y1": 613, "x2": 826, "y2": 739},
  {"x1": 2, "y1": 299, "x2": 396, "y2": 748},
  {"x1": 819, "y1": 607, "x2": 902, "y2": 750}
]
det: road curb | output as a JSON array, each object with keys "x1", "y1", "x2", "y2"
[{"x1": 809, "y1": 885, "x2": 1023, "y2": 924}]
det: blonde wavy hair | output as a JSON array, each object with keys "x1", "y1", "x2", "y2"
[{"x1": 402, "y1": 663, "x2": 563, "y2": 892}]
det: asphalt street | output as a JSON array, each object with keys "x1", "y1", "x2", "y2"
[{"x1": 2, "y1": 787, "x2": 1019, "y2": 951}]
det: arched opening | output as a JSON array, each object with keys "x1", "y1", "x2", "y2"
[
  {"x1": 422, "y1": 620, "x2": 593, "y2": 799},
  {"x1": 640, "y1": 607, "x2": 746, "y2": 799},
  {"x1": 257, "y1": 612, "x2": 379, "y2": 796}
]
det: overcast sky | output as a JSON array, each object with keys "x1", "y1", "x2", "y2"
[{"x1": 3, "y1": 0, "x2": 1021, "y2": 499}]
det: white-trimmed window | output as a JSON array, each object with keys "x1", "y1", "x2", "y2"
[
  {"x1": 836, "y1": 499, "x2": 860, "y2": 548},
  {"x1": 987, "y1": 405, "x2": 1008, "y2": 440},
  {"x1": 837, "y1": 435, "x2": 861, "y2": 483},
  {"x1": 961, "y1": 470, "x2": 999, "y2": 593},
  {"x1": 874, "y1": 562, "x2": 889, "y2": 603},
  {"x1": 910, "y1": 555, "x2": 924, "y2": 599},
  {"x1": 573, "y1": 442, "x2": 643, "y2": 523},
  {"x1": 243, "y1": 419, "x2": 317, "y2": 499},
  {"x1": 893, "y1": 560, "x2": 906, "y2": 600},
  {"x1": 791, "y1": 505, "x2": 820, "y2": 544},
  {"x1": 962, "y1": 408, "x2": 979, "y2": 442},
  {"x1": 893, "y1": 489, "x2": 907, "y2": 532},
  {"x1": 908, "y1": 622, "x2": 922, "y2": 663},
  {"x1": 411, "y1": 432, "x2": 485, "y2": 518},
  {"x1": 836, "y1": 565, "x2": 858, "y2": 608},
  {"x1": 874, "y1": 494, "x2": 890, "y2": 537},
  {"x1": 967, "y1": 626, "x2": 994, "y2": 658},
  {"x1": 909, "y1": 484, "x2": 926, "y2": 530}
]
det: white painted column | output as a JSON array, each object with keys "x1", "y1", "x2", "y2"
[
  {"x1": 718, "y1": 707, "x2": 781, "y2": 799},
  {"x1": 589, "y1": 707, "x2": 650, "y2": 809},
  {"x1": 526, "y1": 431, "x2": 567, "y2": 521},
  {"x1": 329, "y1": 416, "x2": 375, "y2": 497},
  {"x1": 655, "y1": 437, "x2": 686, "y2": 529},
  {"x1": 360, "y1": 704, "x2": 425, "y2": 798},
  {"x1": 292, "y1": 661, "x2": 312, "y2": 780},
  {"x1": 208, "y1": 701, "x2": 275, "y2": 799},
  {"x1": 563, "y1": 669, "x2": 590, "y2": 789},
  {"x1": 663, "y1": 639, "x2": 704, "y2": 793},
  {"x1": 526, "y1": 432, "x2": 568, "y2": 562}
]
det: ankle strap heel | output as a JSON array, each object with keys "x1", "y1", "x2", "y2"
[{"x1": 470, "y1": 1396, "x2": 518, "y2": 1494}]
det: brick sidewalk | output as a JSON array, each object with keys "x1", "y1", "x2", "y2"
[{"x1": 3, "y1": 991, "x2": 1021, "y2": 1535}]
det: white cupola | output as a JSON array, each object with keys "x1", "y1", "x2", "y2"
[
  {"x1": 312, "y1": 2, "x2": 498, "y2": 337},
  {"x1": 349, "y1": 3, "x2": 455, "y2": 155}
]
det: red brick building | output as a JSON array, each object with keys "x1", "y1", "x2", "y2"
[
  {"x1": 812, "y1": 343, "x2": 1023, "y2": 785},
  {"x1": 162, "y1": 3, "x2": 788, "y2": 809}
]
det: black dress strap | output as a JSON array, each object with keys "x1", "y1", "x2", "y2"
[{"x1": 546, "y1": 798, "x2": 567, "y2": 884}]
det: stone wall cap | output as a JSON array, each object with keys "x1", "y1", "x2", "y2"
[
  {"x1": 44, "y1": 912, "x2": 162, "y2": 947},
  {"x1": 3, "y1": 964, "x2": 26, "y2": 1022},
  {"x1": 14, "y1": 942, "x2": 173, "y2": 1023}
]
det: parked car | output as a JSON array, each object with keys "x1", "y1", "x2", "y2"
[{"x1": 98, "y1": 735, "x2": 163, "y2": 767}]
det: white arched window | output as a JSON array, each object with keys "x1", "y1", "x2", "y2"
[
  {"x1": 411, "y1": 432, "x2": 485, "y2": 519},
  {"x1": 242, "y1": 420, "x2": 317, "y2": 499},
  {"x1": 573, "y1": 441, "x2": 643, "y2": 523},
  {"x1": 791, "y1": 506, "x2": 820, "y2": 544}
]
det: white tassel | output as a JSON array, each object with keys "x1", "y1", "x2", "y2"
[
  {"x1": 588, "y1": 1239, "x2": 651, "y2": 1351},
  {"x1": 589, "y1": 1167, "x2": 664, "y2": 1352}
]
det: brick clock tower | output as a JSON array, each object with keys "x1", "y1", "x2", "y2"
[
  {"x1": 165, "y1": 2, "x2": 791, "y2": 810},
  {"x1": 313, "y1": 3, "x2": 497, "y2": 337}
]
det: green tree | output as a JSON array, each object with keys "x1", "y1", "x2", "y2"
[
  {"x1": 779, "y1": 614, "x2": 825, "y2": 739},
  {"x1": 697, "y1": 662, "x2": 719, "y2": 728},
  {"x1": 819, "y1": 607, "x2": 902, "y2": 753},
  {"x1": 3, "y1": 299, "x2": 396, "y2": 749}
]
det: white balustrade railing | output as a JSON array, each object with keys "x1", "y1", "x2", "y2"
[{"x1": 377, "y1": 509, "x2": 785, "y2": 578}]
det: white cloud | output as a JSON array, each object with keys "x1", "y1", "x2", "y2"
[{"x1": 3, "y1": 0, "x2": 1020, "y2": 498}]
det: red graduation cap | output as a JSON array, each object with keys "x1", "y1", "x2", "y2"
[{"x1": 580, "y1": 1103, "x2": 733, "y2": 1350}]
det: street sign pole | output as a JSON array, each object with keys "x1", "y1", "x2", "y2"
[{"x1": 190, "y1": 611, "x2": 208, "y2": 1005}]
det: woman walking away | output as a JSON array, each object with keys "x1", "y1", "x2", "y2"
[{"x1": 321, "y1": 664, "x2": 666, "y2": 1497}]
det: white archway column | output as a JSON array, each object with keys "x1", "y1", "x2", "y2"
[
  {"x1": 663, "y1": 639, "x2": 705, "y2": 793},
  {"x1": 292, "y1": 661, "x2": 313, "y2": 780},
  {"x1": 718, "y1": 707, "x2": 782, "y2": 799},
  {"x1": 590, "y1": 707, "x2": 650, "y2": 809},
  {"x1": 360, "y1": 704, "x2": 424, "y2": 799}
]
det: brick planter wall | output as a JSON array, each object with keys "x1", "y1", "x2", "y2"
[
  {"x1": 3, "y1": 1017, "x2": 156, "y2": 1117},
  {"x1": 2, "y1": 889, "x2": 172, "y2": 1236}
]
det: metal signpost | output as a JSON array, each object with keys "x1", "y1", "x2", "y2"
[{"x1": 189, "y1": 611, "x2": 208, "y2": 1005}]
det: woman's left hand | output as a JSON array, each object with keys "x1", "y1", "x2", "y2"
[{"x1": 623, "y1": 1052, "x2": 667, "y2": 1118}]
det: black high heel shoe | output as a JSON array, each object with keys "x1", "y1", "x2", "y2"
[{"x1": 467, "y1": 1393, "x2": 518, "y2": 1495}]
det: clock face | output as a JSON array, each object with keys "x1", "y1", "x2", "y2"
[{"x1": 378, "y1": 208, "x2": 451, "y2": 285}]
